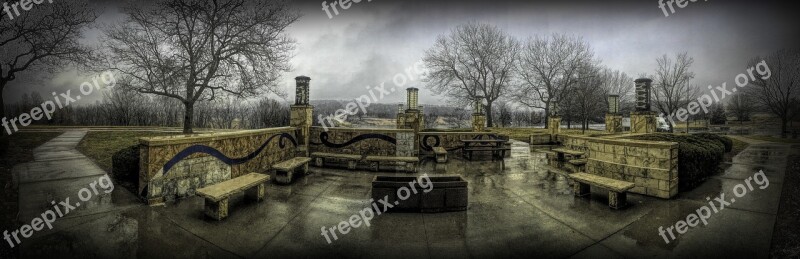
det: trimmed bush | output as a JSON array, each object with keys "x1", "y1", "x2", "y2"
[
  {"x1": 627, "y1": 134, "x2": 727, "y2": 190},
  {"x1": 112, "y1": 145, "x2": 140, "y2": 191},
  {"x1": 694, "y1": 133, "x2": 733, "y2": 152}
]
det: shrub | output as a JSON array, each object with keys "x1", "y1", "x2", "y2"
[
  {"x1": 627, "y1": 134, "x2": 727, "y2": 190},
  {"x1": 694, "y1": 133, "x2": 733, "y2": 152},
  {"x1": 112, "y1": 145, "x2": 141, "y2": 191}
]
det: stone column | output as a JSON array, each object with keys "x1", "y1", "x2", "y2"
[
  {"x1": 396, "y1": 104, "x2": 405, "y2": 129},
  {"x1": 472, "y1": 113, "x2": 486, "y2": 132},
  {"x1": 290, "y1": 76, "x2": 313, "y2": 156},
  {"x1": 631, "y1": 111, "x2": 657, "y2": 133},
  {"x1": 605, "y1": 114, "x2": 623, "y2": 134},
  {"x1": 400, "y1": 88, "x2": 423, "y2": 132},
  {"x1": 472, "y1": 96, "x2": 486, "y2": 132},
  {"x1": 547, "y1": 116, "x2": 561, "y2": 136},
  {"x1": 631, "y1": 78, "x2": 656, "y2": 134}
]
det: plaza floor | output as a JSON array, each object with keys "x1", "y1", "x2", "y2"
[{"x1": 11, "y1": 131, "x2": 796, "y2": 258}]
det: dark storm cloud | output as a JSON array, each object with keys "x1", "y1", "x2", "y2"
[{"x1": 4, "y1": 0, "x2": 799, "y2": 107}]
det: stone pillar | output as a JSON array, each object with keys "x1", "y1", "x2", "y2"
[
  {"x1": 472, "y1": 113, "x2": 486, "y2": 132},
  {"x1": 631, "y1": 111, "x2": 657, "y2": 134},
  {"x1": 472, "y1": 96, "x2": 486, "y2": 132},
  {"x1": 403, "y1": 110, "x2": 422, "y2": 133},
  {"x1": 605, "y1": 114, "x2": 623, "y2": 134},
  {"x1": 399, "y1": 88, "x2": 423, "y2": 132},
  {"x1": 290, "y1": 76, "x2": 313, "y2": 156},
  {"x1": 631, "y1": 78, "x2": 656, "y2": 134},
  {"x1": 396, "y1": 104, "x2": 405, "y2": 129},
  {"x1": 547, "y1": 116, "x2": 561, "y2": 136}
]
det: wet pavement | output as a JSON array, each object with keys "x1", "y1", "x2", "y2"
[{"x1": 9, "y1": 132, "x2": 796, "y2": 258}]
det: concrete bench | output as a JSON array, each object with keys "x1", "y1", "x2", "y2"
[
  {"x1": 433, "y1": 147, "x2": 447, "y2": 163},
  {"x1": 196, "y1": 173, "x2": 269, "y2": 220},
  {"x1": 311, "y1": 152, "x2": 362, "y2": 170},
  {"x1": 364, "y1": 156, "x2": 420, "y2": 173},
  {"x1": 272, "y1": 157, "x2": 312, "y2": 184},
  {"x1": 551, "y1": 148, "x2": 585, "y2": 159},
  {"x1": 565, "y1": 158, "x2": 588, "y2": 173},
  {"x1": 569, "y1": 172, "x2": 634, "y2": 209}
]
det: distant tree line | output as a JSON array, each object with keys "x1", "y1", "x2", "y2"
[{"x1": 5, "y1": 87, "x2": 289, "y2": 129}]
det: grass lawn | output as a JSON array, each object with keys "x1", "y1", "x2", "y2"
[
  {"x1": 76, "y1": 131, "x2": 184, "y2": 173},
  {"x1": 744, "y1": 135, "x2": 800, "y2": 143},
  {"x1": 0, "y1": 132, "x2": 63, "y2": 259},
  {"x1": 771, "y1": 153, "x2": 800, "y2": 258},
  {"x1": 76, "y1": 131, "x2": 184, "y2": 194},
  {"x1": 728, "y1": 136, "x2": 750, "y2": 157}
]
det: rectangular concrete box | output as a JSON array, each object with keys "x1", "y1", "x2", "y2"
[{"x1": 371, "y1": 175, "x2": 468, "y2": 213}]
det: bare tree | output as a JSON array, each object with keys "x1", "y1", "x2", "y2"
[
  {"x1": 572, "y1": 65, "x2": 606, "y2": 133},
  {"x1": 514, "y1": 34, "x2": 596, "y2": 128},
  {"x1": 728, "y1": 90, "x2": 756, "y2": 122},
  {"x1": 423, "y1": 23, "x2": 519, "y2": 127},
  {"x1": 101, "y1": 0, "x2": 298, "y2": 133},
  {"x1": 652, "y1": 52, "x2": 698, "y2": 132},
  {"x1": 0, "y1": 1, "x2": 96, "y2": 120},
  {"x1": 492, "y1": 100, "x2": 513, "y2": 127},
  {"x1": 600, "y1": 68, "x2": 635, "y2": 114},
  {"x1": 746, "y1": 49, "x2": 800, "y2": 137}
]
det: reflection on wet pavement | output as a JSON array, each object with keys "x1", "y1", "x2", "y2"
[{"x1": 12, "y1": 135, "x2": 794, "y2": 258}]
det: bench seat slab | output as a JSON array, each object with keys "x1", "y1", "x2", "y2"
[{"x1": 196, "y1": 173, "x2": 269, "y2": 202}]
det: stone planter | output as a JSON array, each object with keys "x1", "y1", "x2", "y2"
[{"x1": 371, "y1": 175, "x2": 468, "y2": 213}]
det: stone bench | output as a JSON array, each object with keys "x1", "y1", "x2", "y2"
[
  {"x1": 364, "y1": 156, "x2": 420, "y2": 173},
  {"x1": 565, "y1": 158, "x2": 588, "y2": 173},
  {"x1": 272, "y1": 157, "x2": 312, "y2": 184},
  {"x1": 569, "y1": 172, "x2": 634, "y2": 209},
  {"x1": 311, "y1": 152, "x2": 362, "y2": 170},
  {"x1": 551, "y1": 148, "x2": 585, "y2": 159},
  {"x1": 196, "y1": 173, "x2": 269, "y2": 220},
  {"x1": 433, "y1": 147, "x2": 447, "y2": 163}
]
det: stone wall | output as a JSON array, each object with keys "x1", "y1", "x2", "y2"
[
  {"x1": 560, "y1": 135, "x2": 679, "y2": 199},
  {"x1": 418, "y1": 132, "x2": 504, "y2": 155},
  {"x1": 308, "y1": 127, "x2": 416, "y2": 156},
  {"x1": 139, "y1": 127, "x2": 298, "y2": 204}
]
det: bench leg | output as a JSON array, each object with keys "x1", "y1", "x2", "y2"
[
  {"x1": 573, "y1": 182, "x2": 590, "y2": 197},
  {"x1": 246, "y1": 183, "x2": 266, "y2": 202},
  {"x1": 205, "y1": 198, "x2": 229, "y2": 220},
  {"x1": 609, "y1": 191, "x2": 627, "y2": 209},
  {"x1": 302, "y1": 163, "x2": 309, "y2": 175},
  {"x1": 315, "y1": 157, "x2": 324, "y2": 167},
  {"x1": 347, "y1": 160, "x2": 357, "y2": 170},
  {"x1": 275, "y1": 170, "x2": 292, "y2": 184}
]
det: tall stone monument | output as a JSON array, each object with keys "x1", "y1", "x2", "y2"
[
  {"x1": 631, "y1": 78, "x2": 657, "y2": 134},
  {"x1": 605, "y1": 94, "x2": 623, "y2": 133},
  {"x1": 290, "y1": 76, "x2": 314, "y2": 156},
  {"x1": 472, "y1": 96, "x2": 486, "y2": 132}
]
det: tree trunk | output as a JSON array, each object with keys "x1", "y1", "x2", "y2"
[
  {"x1": 543, "y1": 107, "x2": 549, "y2": 129},
  {"x1": 485, "y1": 101, "x2": 494, "y2": 128},
  {"x1": 781, "y1": 119, "x2": 788, "y2": 138},
  {"x1": 183, "y1": 101, "x2": 195, "y2": 134}
]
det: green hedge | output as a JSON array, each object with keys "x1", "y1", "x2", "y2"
[
  {"x1": 627, "y1": 133, "x2": 729, "y2": 190},
  {"x1": 694, "y1": 133, "x2": 733, "y2": 152},
  {"x1": 111, "y1": 145, "x2": 140, "y2": 190}
]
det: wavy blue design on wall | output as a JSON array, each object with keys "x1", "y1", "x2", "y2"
[
  {"x1": 419, "y1": 133, "x2": 500, "y2": 151},
  {"x1": 309, "y1": 131, "x2": 396, "y2": 148},
  {"x1": 161, "y1": 133, "x2": 297, "y2": 176}
]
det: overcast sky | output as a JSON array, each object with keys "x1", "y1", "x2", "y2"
[{"x1": 5, "y1": 0, "x2": 799, "y2": 108}]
